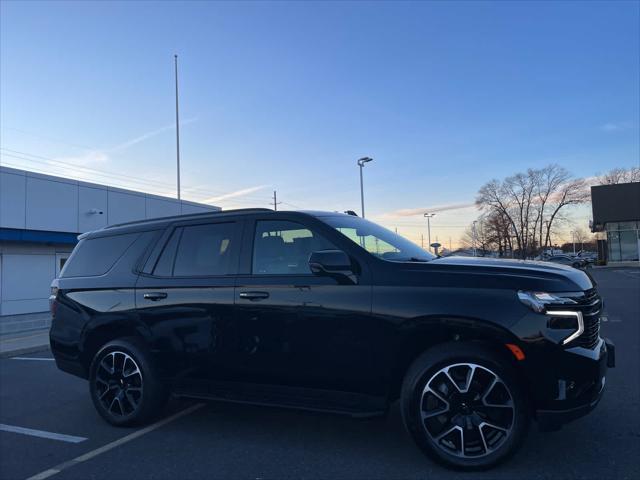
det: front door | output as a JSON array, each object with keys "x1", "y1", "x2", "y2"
[{"x1": 233, "y1": 217, "x2": 384, "y2": 397}]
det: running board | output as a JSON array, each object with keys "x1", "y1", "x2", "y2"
[{"x1": 172, "y1": 379, "x2": 387, "y2": 418}]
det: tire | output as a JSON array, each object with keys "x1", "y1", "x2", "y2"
[
  {"x1": 400, "y1": 342, "x2": 529, "y2": 470},
  {"x1": 89, "y1": 338, "x2": 168, "y2": 426},
  {"x1": 572, "y1": 262, "x2": 581, "y2": 269}
]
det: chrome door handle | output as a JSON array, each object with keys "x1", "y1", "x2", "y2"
[
  {"x1": 239, "y1": 291, "x2": 269, "y2": 301},
  {"x1": 143, "y1": 292, "x2": 167, "y2": 301}
]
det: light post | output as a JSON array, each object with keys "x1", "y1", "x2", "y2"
[
  {"x1": 424, "y1": 213, "x2": 436, "y2": 253},
  {"x1": 472, "y1": 220, "x2": 478, "y2": 257},
  {"x1": 357, "y1": 157, "x2": 373, "y2": 218},
  {"x1": 570, "y1": 230, "x2": 576, "y2": 255}
]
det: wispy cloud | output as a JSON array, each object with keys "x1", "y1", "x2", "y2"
[
  {"x1": 109, "y1": 118, "x2": 197, "y2": 153},
  {"x1": 52, "y1": 118, "x2": 198, "y2": 166},
  {"x1": 381, "y1": 202, "x2": 477, "y2": 218},
  {"x1": 201, "y1": 185, "x2": 270, "y2": 204},
  {"x1": 599, "y1": 122, "x2": 632, "y2": 132}
]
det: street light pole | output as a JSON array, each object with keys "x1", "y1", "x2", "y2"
[
  {"x1": 472, "y1": 220, "x2": 478, "y2": 257},
  {"x1": 424, "y1": 213, "x2": 435, "y2": 252},
  {"x1": 570, "y1": 231, "x2": 576, "y2": 255},
  {"x1": 357, "y1": 157, "x2": 373, "y2": 218}
]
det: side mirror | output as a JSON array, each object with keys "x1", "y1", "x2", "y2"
[{"x1": 308, "y1": 250, "x2": 356, "y2": 284}]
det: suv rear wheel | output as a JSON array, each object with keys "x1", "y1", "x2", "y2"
[
  {"x1": 89, "y1": 338, "x2": 168, "y2": 426},
  {"x1": 400, "y1": 343, "x2": 529, "y2": 470}
]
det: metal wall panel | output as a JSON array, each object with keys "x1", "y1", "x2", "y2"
[
  {"x1": 146, "y1": 197, "x2": 181, "y2": 219},
  {"x1": 26, "y1": 176, "x2": 78, "y2": 232},
  {"x1": 78, "y1": 185, "x2": 109, "y2": 232},
  {"x1": 0, "y1": 171, "x2": 27, "y2": 229},
  {"x1": 107, "y1": 190, "x2": 146, "y2": 225}
]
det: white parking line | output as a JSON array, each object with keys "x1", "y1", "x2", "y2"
[
  {"x1": 11, "y1": 357, "x2": 55, "y2": 361},
  {"x1": 26, "y1": 403, "x2": 205, "y2": 480},
  {"x1": 0, "y1": 424, "x2": 87, "y2": 443}
]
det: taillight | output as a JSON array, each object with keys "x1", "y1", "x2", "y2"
[{"x1": 49, "y1": 287, "x2": 59, "y2": 317}]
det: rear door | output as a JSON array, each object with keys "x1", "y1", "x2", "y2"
[{"x1": 135, "y1": 218, "x2": 242, "y2": 386}]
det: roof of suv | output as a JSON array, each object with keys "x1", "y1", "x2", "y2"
[{"x1": 79, "y1": 208, "x2": 353, "y2": 240}]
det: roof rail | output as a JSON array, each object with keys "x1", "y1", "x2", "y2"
[{"x1": 104, "y1": 208, "x2": 273, "y2": 230}]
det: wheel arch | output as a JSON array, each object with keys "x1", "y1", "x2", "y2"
[
  {"x1": 80, "y1": 319, "x2": 151, "y2": 374},
  {"x1": 388, "y1": 316, "x2": 528, "y2": 402}
]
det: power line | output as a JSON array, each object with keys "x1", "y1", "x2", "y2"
[{"x1": 0, "y1": 148, "x2": 275, "y2": 203}]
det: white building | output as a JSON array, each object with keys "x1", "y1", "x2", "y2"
[{"x1": 0, "y1": 166, "x2": 220, "y2": 319}]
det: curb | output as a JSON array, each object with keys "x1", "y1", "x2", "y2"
[{"x1": 0, "y1": 345, "x2": 50, "y2": 359}]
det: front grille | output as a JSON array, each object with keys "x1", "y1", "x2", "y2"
[
  {"x1": 574, "y1": 289, "x2": 601, "y2": 349},
  {"x1": 548, "y1": 288, "x2": 602, "y2": 349}
]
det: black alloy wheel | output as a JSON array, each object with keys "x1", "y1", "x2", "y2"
[
  {"x1": 401, "y1": 343, "x2": 529, "y2": 470},
  {"x1": 94, "y1": 351, "x2": 143, "y2": 417},
  {"x1": 89, "y1": 338, "x2": 168, "y2": 426},
  {"x1": 420, "y1": 363, "x2": 514, "y2": 458}
]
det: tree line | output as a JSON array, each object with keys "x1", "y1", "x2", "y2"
[{"x1": 464, "y1": 165, "x2": 639, "y2": 259}]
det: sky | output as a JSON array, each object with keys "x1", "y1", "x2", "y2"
[{"x1": 1, "y1": 1, "x2": 639, "y2": 248}]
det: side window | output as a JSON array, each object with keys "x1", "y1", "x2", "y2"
[
  {"x1": 61, "y1": 233, "x2": 139, "y2": 277},
  {"x1": 153, "y1": 228, "x2": 182, "y2": 276},
  {"x1": 252, "y1": 220, "x2": 336, "y2": 275},
  {"x1": 154, "y1": 223, "x2": 235, "y2": 277}
]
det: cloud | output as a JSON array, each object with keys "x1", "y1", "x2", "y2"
[
  {"x1": 201, "y1": 185, "x2": 270, "y2": 204},
  {"x1": 51, "y1": 118, "x2": 198, "y2": 166},
  {"x1": 599, "y1": 122, "x2": 631, "y2": 132},
  {"x1": 109, "y1": 118, "x2": 197, "y2": 153},
  {"x1": 52, "y1": 151, "x2": 109, "y2": 166},
  {"x1": 381, "y1": 202, "x2": 477, "y2": 218}
]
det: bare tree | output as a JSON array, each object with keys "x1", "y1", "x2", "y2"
[
  {"x1": 476, "y1": 165, "x2": 588, "y2": 258},
  {"x1": 599, "y1": 166, "x2": 640, "y2": 184}
]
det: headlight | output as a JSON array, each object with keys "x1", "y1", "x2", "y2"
[
  {"x1": 517, "y1": 291, "x2": 584, "y2": 345},
  {"x1": 517, "y1": 291, "x2": 577, "y2": 313}
]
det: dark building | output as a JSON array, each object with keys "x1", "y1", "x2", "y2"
[{"x1": 590, "y1": 182, "x2": 640, "y2": 263}]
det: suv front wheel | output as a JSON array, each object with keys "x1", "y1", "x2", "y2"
[
  {"x1": 400, "y1": 342, "x2": 529, "y2": 470},
  {"x1": 89, "y1": 338, "x2": 168, "y2": 426}
]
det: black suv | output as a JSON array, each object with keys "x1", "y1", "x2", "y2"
[{"x1": 50, "y1": 209, "x2": 614, "y2": 470}]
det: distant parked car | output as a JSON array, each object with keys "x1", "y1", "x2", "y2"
[
  {"x1": 546, "y1": 255, "x2": 588, "y2": 269},
  {"x1": 576, "y1": 251, "x2": 598, "y2": 265}
]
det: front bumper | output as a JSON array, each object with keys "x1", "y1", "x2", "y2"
[{"x1": 536, "y1": 337, "x2": 615, "y2": 431}]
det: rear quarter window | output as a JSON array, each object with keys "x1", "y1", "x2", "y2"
[{"x1": 61, "y1": 232, "x2": 140, "y2": 277}]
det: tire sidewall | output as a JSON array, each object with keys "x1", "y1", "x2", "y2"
[
  {"x1": 401, "y1": 343, "x2": 529, "y2": 470},
  {"x1": 89, "y1": 338, "x2": 163, "y2": 426}
]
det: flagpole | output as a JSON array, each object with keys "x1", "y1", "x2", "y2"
[{"x1": 174, "y1": 54, "x2": 181, "y2": 200}]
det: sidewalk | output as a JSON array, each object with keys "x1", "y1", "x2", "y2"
[
  {"x1": 0, "y1": 312, "x2": 52, "y2": 357},
  {"x1": 0, "y1": 328, "x2": 50, "y2": 358},
  {"x1": 0, "y1": 311, "x2": 52, "y2": 335}
]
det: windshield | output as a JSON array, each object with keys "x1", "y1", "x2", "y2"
[{"x1": 320, "y1": 215, "x2": 435, "y2": 262}]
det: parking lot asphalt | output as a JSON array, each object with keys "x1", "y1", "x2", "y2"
[{"x1": 1, "y1": 268, "x2": 638, "y2": 480}]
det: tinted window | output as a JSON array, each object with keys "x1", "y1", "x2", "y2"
[
  {"x1": 171, "y1": 223, "x2": 236, "y2": 276},
  {"x1": 252, "y1": 220, "x2": 336, "y2": 275},
  {"x1": 61, "y1": 233, "x2": 140, "y2": 277},
  {"x1": 153, "y1": 228, "x2": 182, "y2": 276}
]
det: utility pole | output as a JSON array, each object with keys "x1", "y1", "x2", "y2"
[
  {"x1": 272, "y1": 191, "x2": 282, "y2": 211},
  {"x1": 174, "y1": 54, "x2": 181, "y2": 200}
]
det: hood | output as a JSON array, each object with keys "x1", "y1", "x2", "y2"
[{"x1": 388, "y1": 256, "x2": 594, "y2": 292}]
